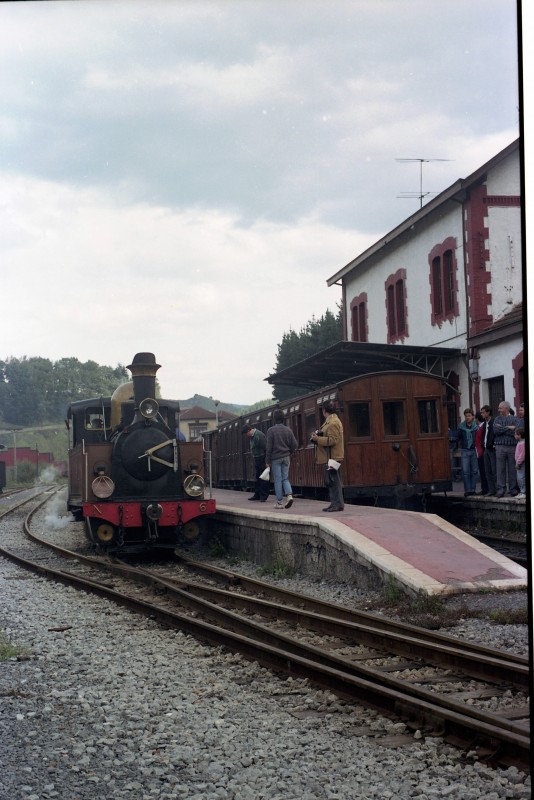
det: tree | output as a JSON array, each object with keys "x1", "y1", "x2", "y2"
[
  {"x1": 0, "y1": 356, "x2": 129, "y2": 426},
  {"x1": 272, "y1": 306, "x2": 343, "y2": 401}
]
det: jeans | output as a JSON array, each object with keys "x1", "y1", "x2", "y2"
[
  {"x1": 271, "y1": 457, "x2": 293, "y2": 502},
  {"x1": 461, "y1": 448, "x2": 478, "y2": 493},
  {"x1": 516, "y1": 465, "x2": 526, "y2": 494}
]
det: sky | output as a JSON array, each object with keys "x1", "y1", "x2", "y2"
[{"x1": 0, "y1": 0, "x2": 524, "y2": 405}]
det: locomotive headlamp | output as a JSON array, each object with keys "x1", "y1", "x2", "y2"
[
  {"x1": 184, "y1": 474, "x2": 205, "y2": 497},
  {"x1": 92, "y1": 475, "x2": 115, "y2": 499},
  {"x1": 95, "y1": 523, "x2": 115, "y2": 543},
  {"x1": 146, "y1": 503, "x2": 163, "y2": 521},
  {"x1": 139, "y1": 397, "x2": 159, "y2": 419}
]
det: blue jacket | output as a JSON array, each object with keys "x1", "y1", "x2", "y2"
[{"x1": 457, "y1": 420, "x2": 478, "y2": 450}]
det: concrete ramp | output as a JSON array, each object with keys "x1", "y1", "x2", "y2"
[{"x1": 208, "y1": 489, "x2": 527, "y2": 596}]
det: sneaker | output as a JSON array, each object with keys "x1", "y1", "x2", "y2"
[
  {"x1": 273, "y1": 502, "x2": 284, "y2": 509},
  {"x1": 284, "y1": 495, "x2": 293, "y2": 509},
  {"x1": 516, "y1": 493, "x2": 526, "y2": 499}
]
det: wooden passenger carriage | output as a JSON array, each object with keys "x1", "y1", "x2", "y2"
[{"x1": 205, "y1": 342, "x2": 460, "y2": 504}]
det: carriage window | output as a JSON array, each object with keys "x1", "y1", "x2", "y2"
[
  {"x1": 383, "y1": 401, "x2": 406, "y2": 436},
  {"x1": 418, "y1": 399, "x2": 439, "y2": 433},
  {"x1": 291, "y1": 413, "x2": 303, "y2": 445},
  {"x1": 348, "y1": 402, "x2": 371, "y2": 438},
  {"x1": 305, "y1": 412, "x2": 317, "y2": 442}
]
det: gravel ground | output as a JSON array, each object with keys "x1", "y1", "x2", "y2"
[{"x1": 0, "y1": 492, "x2": 531, "y2": 800}]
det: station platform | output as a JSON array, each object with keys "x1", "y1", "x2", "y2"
[{"x1": 207, "y1": 489, "x2": 528, "y2": 597}]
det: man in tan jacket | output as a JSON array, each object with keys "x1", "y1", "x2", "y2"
[{"x1": 311, "y1": 401, "x2": 344, "y2": 512}]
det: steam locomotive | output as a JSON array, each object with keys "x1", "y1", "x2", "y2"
[{"x1": 66, "y1": 352, "x2": 216, "y2": 552}]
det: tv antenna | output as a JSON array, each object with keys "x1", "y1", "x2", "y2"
[{"x1": 396, "y1": 158, "x2": 453, "y2": 208}]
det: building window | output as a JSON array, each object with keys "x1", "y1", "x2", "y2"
[
  {"x1": 385, "y1": 269, "x2": 408, "y2": 343},
  {"x1": 189, "y1": 423, "x2": 208, "y2": 441},
  {"x1": 429, "y1": 238, "x2": 458, "y2": 325},
  {"x1": 350, "y1": 293, "x2": 368, "y2": 342}
]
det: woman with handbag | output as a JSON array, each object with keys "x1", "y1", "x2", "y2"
[{"x1": 311, "y1": 401, "x2": 344, "y2": 512}]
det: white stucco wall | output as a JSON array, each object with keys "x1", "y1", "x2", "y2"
[
  {"x1": 477, "y1": 336, "x2": 523, "y2": 407},
  {"x1": 344, "y1": 204, "x2": 467, "y2": 348},
  {"x1": 342, "y1": 144, "x2": 523, "y2": 414},
  {"x1": 486, "y1": 205, "x2": 523, "y2": 318}
]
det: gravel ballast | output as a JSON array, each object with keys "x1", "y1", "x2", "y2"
[{"x1": 0, "y1": 495, "x2": 530, "y2": 799}]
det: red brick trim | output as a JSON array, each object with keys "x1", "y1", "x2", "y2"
[
  {"x1": 464, "y1": 183, "x2": 492, "y2": 336},
  {"x1": 484, "y1": 195, "x2": 521, "y2": 207}
]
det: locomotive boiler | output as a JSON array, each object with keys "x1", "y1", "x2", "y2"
[{"x1": 66, "y1": 352, "x2": 216, "y2": 552}]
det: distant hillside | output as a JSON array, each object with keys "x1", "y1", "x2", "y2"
[
  {"x1": 178, "y1": 395, "x2": 274, "y2": 415},
  {"x1": 178, "y1": 395, "x2": 248, "y2": 415}
]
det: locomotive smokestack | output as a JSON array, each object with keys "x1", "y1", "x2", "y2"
[{"x1": 127, "y1": 352, "x2": 161, "y2": 408}]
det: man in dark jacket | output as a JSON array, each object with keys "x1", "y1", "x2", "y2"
[
  {"x1": 266, "y1": 410, "x2": 298, "y2": 509},
  {"x1": 242, "y1": 424, "x2": 269, "y2": 502},
  {"x1": 480, "y1": 405, "x2": 497, "y2": 496}
]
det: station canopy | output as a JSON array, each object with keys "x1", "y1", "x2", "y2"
[{"x1": 265, "y1": 341, "x2": 462, "y2": 390}]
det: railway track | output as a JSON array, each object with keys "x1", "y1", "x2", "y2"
[
  {"x1": 467, "y1": 533, "x2": 528, "y2": 568},
  {"x1": 0, "y1": 489, "x2": 530, "y2": 773}
]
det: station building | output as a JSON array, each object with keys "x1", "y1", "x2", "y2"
[
  {"x1": 327, "y1": 139, "x2": 524, "y2": 425},
  {"x1": 178, "y1": 405, "x2": 238, "y2": 442}
]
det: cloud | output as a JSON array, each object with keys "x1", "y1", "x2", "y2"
[
  {"x1": 0, "y1": 174, "x2": 371, "y2": 403},
  {"x1": 0, "y1": 0, "x2": 521, "y2": 404}
]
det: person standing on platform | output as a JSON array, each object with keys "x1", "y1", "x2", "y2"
[
  {"x1": 311, "y1": 401, "x2": 345, "y2": 512},
  {"x1": 480, "y1": 405, "x2": 497, "y2": 496},
  {"x1": 242, "y1": 424, "x2": 269, "y2": 502},
  {"x1": 514, "y1": 427, "x2": 526, "y2": 499},
  {"x1": 266, "y1": 409, "x2": 298, "y2": 509},
  {"x1": 456, "y1": 408, "x2": 479, "y2": 497},
  {"x1": 493, "y1": 400, "x2": 519, "y2": 497},
  {"x1": 474, "y1": 411, "x2": 488, "y2": 495}
]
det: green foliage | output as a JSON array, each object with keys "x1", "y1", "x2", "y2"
[
  {"x1": 207, "y1": 537, "x2": 227, "y2": 557},
  {"x1": 241, "y1": 399, "x2": 275, "y2": 414},
  {"x1": 272, "y1": 306, "x2": 343, "y2": 401},
  {"x1": 0, "y1": 631, "x2": 29, "y2": 661},
  {"x1": 256, "y1": 560, "x2": 294, "y2": 579},
  {"x1": 14, "y1": 461, "x2": 37, "y2": 486},
  {"x1": 489, "y1": 608, "x2": 528, "y2": 625},
  {"x1": 382, "y1": 575, "x2": 405, "y2": 604},
  {"x1": 0, "y1": 356, "x2": 128, "y2": 426}
]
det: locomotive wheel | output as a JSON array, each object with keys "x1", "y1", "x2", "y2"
[{"x1": 181, "y1": 520, "x2": 200, "y2": 541}]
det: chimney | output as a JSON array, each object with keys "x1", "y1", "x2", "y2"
[{"x1": 127, "y1": 353, "x2": 161, "y2": 408}]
